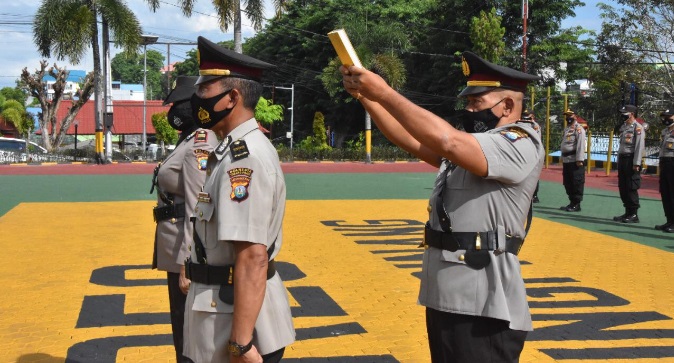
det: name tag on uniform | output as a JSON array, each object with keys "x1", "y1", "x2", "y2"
[{"x1": 197, "y1": 192, "x2": 211, "y2": 203}]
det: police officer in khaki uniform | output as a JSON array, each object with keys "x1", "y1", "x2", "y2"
[
  {"x1": 151, "y1": 75, "x2": 219, "y2": 362},
  {"x1": 559, "y1": 109, "x2": 587, "y2": 212},
  {"x1": 612, "y1": 104, "x2": 646, "y2": 223},
  {"x1": 341, "y1": 52, "x2": 543, "y2": 362},
  {"x1": 656, "y1": 108, "x2": 674, "y2": 233},
  {"x1": 183, "y1": 36, "x2": 295, "y2": 363}
]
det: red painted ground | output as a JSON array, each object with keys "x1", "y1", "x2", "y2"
[{"x1": 0, "y1": 161, "x2": 661, "y2": 199}]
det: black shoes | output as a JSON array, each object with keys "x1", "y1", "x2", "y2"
[
  {"x1": 655, "y1": 223, "x2": 674, "y2": 233},
  {"x1": 621, "y1": 214, "x2": 640, "y2": 223},
  {"x1": 533, "y1": 195, "x2": 540, "y2": 203},
  {"x1": 613, "y1": 213, "x2": 627, "y2": 222},
  {"x1": 560, "y1": 204, "x2": 581, "y2": 212}
]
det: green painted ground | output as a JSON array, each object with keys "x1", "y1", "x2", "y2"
[{"x1": 1, "y1": 172, "x2": 671, "y2": 251}]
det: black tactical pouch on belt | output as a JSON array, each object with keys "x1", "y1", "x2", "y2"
[
  {"x1": 464, "y1": 250, "x2": 491, "y2": 269},
  {"x1": 219, "y1": 268, "x2": 235, "y2": 305}
]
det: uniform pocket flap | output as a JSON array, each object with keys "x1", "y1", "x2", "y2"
[
  {"x1": 440, "y1": 250, "x2": 468, "y2": 265},
  {"x1": 192, "y1": 286, "x2": 233, "y2": 313},
  {"x1": 194, "y1": 202, "x2": 215, "y2": 222}
]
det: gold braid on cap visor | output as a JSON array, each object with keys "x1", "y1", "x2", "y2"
[
  {"x1": 199, "y1": 69, "x2": 231, "y2": 76},
  {"x1": 466, "y1": 80, "x2": 501, "y2": 87}
]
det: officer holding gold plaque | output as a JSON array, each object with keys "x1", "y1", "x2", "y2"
[
  {"x1": 341, "y1": 51, "x2": 542, "y2": 362},
  {"x1": 182, "y1": 36, "x2": 295, "y2": 363},
  {"x1": 151, "y1": 75, "x2": 219, "y2": 362}
]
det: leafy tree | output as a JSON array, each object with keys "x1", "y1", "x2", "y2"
[
  {"x1": 255, "y1": 97, "x2": 284, "y2": 138},
  {"x1": 19, "y1": 61, "x2": 95, "y2": 151},
  {"x1": 470, "y1": 8, "x2": 505, "y2": 62},
  {"x1": 1, "y1": 99, "x2": 34, "y2": 144},
  {"x1": 298, "y1": 111, "x2": 331, "y2": 152},
  {"x1": 151, "y1": 111, "x2": 178, "y2": 151},
  {"x1": 0, "y1": 87, "x2": 28, "y2": 107},
  {"x1": 33, "y1": 0, "x2": 143, "y2": 160},
  {"x1": 111, "y1": 49, "x2": 165, "y2": 100}
]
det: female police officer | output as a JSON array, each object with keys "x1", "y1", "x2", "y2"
[{"x1": 151, "y1": 75, "x2": 219, "y2": 362}]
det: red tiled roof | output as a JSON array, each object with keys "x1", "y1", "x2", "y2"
[{"x1": 53, "y1": 100, "x2": 169, "y2": 135}]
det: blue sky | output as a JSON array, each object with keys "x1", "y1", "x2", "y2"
[{"x1": 0, "y1": 0, "x2": 608, "y2": 90}]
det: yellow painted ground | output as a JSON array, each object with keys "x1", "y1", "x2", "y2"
[{"x1": 0, "y1": 200, "x2": 673, "y2": 362}]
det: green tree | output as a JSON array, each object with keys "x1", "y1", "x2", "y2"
[
  {"x1": 33, "y1": 0, "x2": 143, "y2": 159},
  {"x1": 151, "y1": 111, "x2": 178, "y2": 151},
  {"x1": 470, "y1": 8, "x2": 505, "y2": 62},
  {"x1": 255, "y1": 97, "x2": 284, "y2": 138},
  {"x1": 1, "y1": 99, "x2": 34, "y2": 142},
  {"x1": 0, "y1": 87, "x2": 28, "y2": 107},
  {"x1": 298, "y1": 111, "x2": 331, "y2": 152},
  {"x1": 111, "y1": 49, "x2": 165, "y2": 100}
]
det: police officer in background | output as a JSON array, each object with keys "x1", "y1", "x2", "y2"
[
  {"x1": 656, "y1": 108, "x2": 674, "y2": 233},
  {"x1": 559, "y1": 109, "x2": 586, "y2": 212},
  {"x1": 183, "y1": 36, "x2": 295, "y2": 363},
  {"x1": 151, "y1": 75, "x2": 219, "y2": 362},
  {"x1": 612, "y1": 104, "x2": 646, "y2": 223},
  {"x1": 341, "y1": 52, "x2": 543, "y2": 362}
]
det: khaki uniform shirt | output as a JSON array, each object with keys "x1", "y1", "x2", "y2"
[
  {"x1": 184, "y1": 118, "x2": 295, "y2": 362},
  {"x1": 153, "y1": 129, "x2": 218, "y2": 272},
  {"x1": 418, "y1": 121, "x2": 544, "y2": 332},
  {"x1": 618, "y1": 121, "x2": 646, "y2": 165},
  {"x1": 659, "y1": 125, "x2": 674, "y2": 158},
  {"x1": 560, "y1": 122, "x2": 586, "y2": 163}
]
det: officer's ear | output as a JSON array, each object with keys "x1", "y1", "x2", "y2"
[{"x1": 501, "y1": 96, "x2": 515, "y2": 117}]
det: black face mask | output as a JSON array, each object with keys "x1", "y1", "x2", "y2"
[
  {"x1": 620, "y1": 113, "x2": 630, "y2": 121},
  {"x1": 190, "y1": 89, "x2": 233, "y2": 129},
  {"x1": 454, "y1": 98, "x2": 504, "y2": 133},
  {"x1": 662, "y1": 117, "x2": 674, "y2": 126},
  {"x1": 167, "y1": 100, "x2": 195, "y2": 132}
]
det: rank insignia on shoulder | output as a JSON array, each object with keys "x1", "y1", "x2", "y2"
[
  {"x1": 194, "y1": 149, "x2": 210, "y2": 170},
  {"x1": 231, "y1": 139, "x2": 250, "y2": 161},
  {"x1": 227, "y1": 168, "x2": 253, "y2": 202},
  {"x1": 195, "y1": 130, "x2": 208, "y2": 143},
  {"x1": 500, "y1": 128, "x2": 528, "y2": 142},
  {"x1": 636, "y1": 127, "x2": 642, "y2": 135}
]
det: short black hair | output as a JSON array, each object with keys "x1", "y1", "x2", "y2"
[{"x1": 220, "y1": 77, "x2": 262, "y2": 110}]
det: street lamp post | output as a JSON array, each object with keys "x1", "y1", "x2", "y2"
[{"x1": 141, "y1": 35, "x2": 158, "y2": 159}]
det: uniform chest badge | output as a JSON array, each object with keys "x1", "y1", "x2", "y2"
[
  {"x1": 227, "y1": 167, "x2": 253, "y2": 202},
  {"x1": 197, "y1": 192, "x2": 211, "y2": 203},
  {"x1": 194, "y1": 149, "x2": 210, "y2": 170}
]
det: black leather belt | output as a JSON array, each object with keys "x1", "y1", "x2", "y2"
[
  {"x1": 423, "y1": 225, "x2": 523, "y2": 256},
  {"x1": 185, "y1": 259, "x2": 276, "y2": 285},
  {"x1": 561, "y1": 151, "x2": 574, "y2": 157},
  {"x1": 153, "y1": 203, "x2": 185, "y2": 222}
]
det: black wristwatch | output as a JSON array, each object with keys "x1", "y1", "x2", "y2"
[{"x1": 228, "y1": 339, "x2": 253, "y2": 357}]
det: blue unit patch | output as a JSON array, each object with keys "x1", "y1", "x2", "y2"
[{"x1": 500, "y1": 128, "x2": 528, "y2": 142}]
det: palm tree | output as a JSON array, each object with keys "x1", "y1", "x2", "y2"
[
  {"x1": 33, "y1": 0, "x2": 142, "y2": 161},
  {"x1": 145, "y1": 0, "x2": 290, "y2": 53}
]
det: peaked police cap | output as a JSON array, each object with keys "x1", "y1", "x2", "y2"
[
  {"x1": 195, "y1": 36, "x2": 275, "y2": 85},
  {"x1": 163, "y1": 76, "x2": 198, "y2": 105},
  {"x1": 458, "y1": 51, "x2": 541, "y2": 97}
]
